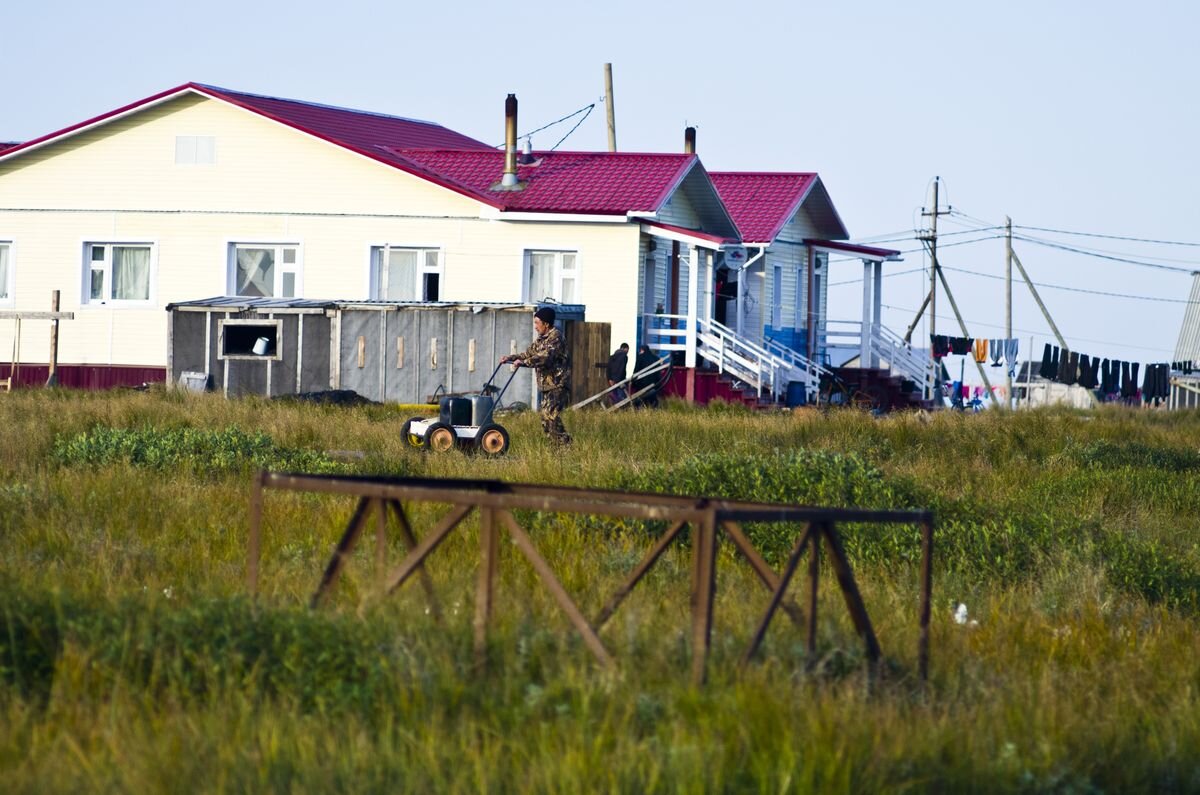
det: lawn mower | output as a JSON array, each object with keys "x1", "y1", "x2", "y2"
[{"x1": 401, "y1": 362, "x2": 519, "y2": 456}]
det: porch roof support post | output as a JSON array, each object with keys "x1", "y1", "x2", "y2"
[
  {"x1": 860, "y1": 260, "x2": 872, "y2": 368},
  {"x1": 872, "y1": 260, "x2": 883, "y2": 368},
  {"x1": 685, "y1": 245, "x2": 699, "y2": 368}
]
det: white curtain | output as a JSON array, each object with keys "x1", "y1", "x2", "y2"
[
  {"x1": 384, "y1": 249, "x2": 418, "y2": 300},
  {"x1": 528, "y1": 252, "x2": 556, "y2": 301},
  {"x1": 113, "y1": 246, "x2": 150, "y2": 300},
  {"x1": 0, "y1": 245, "x2": 8, "y2": 300},
  {"x1": 236, "y1": 248, "x2": 274, "y2": 297}
]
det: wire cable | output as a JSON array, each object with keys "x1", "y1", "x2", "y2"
[
  {"x1": 936, "y1": 265, "x2": 1200, "y2": 304},
  {"x1": 491, "y1": 102, "x2": 596, "y2": 150},
  {"x1": 1014, "y1": 224, "x2": 1200, "y2": 248},
  {"x1": 1012, "y1": 235, "x2": 1197, "y2": 274}
]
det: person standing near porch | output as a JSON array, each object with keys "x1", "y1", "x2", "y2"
[
  {"x1": 606, "y1": 343, "x2": 630, "y2": 405},
  {"x1": 500, "y1": 307, "x2": 572, "y2": 446}
]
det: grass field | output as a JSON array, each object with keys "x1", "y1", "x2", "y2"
[{"x1": 2, "y1": 388, "x2": 1199, "y2": 793}]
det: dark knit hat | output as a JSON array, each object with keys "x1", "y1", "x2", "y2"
[{"x1": 534, "y1": 307, "x2": 556, "y2": 324}]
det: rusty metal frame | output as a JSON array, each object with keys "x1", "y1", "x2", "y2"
[{"x1": 249, "y1": 472, "x2": 935, "y2": 684}]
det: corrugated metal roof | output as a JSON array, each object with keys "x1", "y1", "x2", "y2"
[
  {"x1": 710, "y1": 172, "x2": 849, "y2": 243},
  {"x1": 195, "y1": 84, "x2": 491, "y2": 151},
  {"x1": 391, "y1": 149, "x2": 697, "y2": 214}
]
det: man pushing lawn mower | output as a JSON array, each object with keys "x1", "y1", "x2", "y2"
[{"x1": 500, "y1": 307, "x2": 572, "y2": 446}]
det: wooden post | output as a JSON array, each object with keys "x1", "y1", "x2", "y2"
[
  {"x1": 919, "y1": 515, "x2": 934, "y2": 682},
  {"x1": 1005, "y1": 218, "x2": 1013, "y2": 407},
  {"x1": 807, "y1": 525, "x2": 821, "y2": 659},
  {"x1": 474, "y1": 507, "x2": 498, "y2": 669},
  {"x1": 46, "y1": 290, "x2": 60, "y2": 387},
  {"x1": 690, "y1": 506, "x2": 717, "y2": 686},
  {"x1": 603, "y1": 63, "x2": 617, "y2": 152}
]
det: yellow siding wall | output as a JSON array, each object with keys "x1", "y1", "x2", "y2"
[{"x1": 0, "y1": 92, "x2": 642, "y2": 367}]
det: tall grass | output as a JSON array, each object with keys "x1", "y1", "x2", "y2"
[{"x1": 2, "y1": 389, "x2": 1199, "y2": 792}]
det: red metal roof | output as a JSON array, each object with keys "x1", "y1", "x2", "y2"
[
  {"x1": 392, "y1": 149, "x2": 698, "y2": 214},
  {"x1": 0, "y1": 142, "x2": 19, "y2": 153},
  {"x1": 193, "y1": 84, "x2": 491, "y2": 151},
  {"x1": 708, "y1": 172, "x2": 818, "y2": 243},
  {"x1": 0, "y1": 83, "x2": 501, "y2": 208},
  {"x1": 640, "y1": 220, "x2": 734, "y2": 245},
  {"x1": 806, "y1": 239, "x2": 901, "y2": 260}
]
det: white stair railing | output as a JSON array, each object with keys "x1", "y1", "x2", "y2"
[
  {"x1": 870, "y1": 324, "x2": 935, "y2": 400},
  {"x1": 825, "y1": 318, "x2": 935, "y2": 401},
  {"x1": 643, "y1": 314, "x2": 829, "y2": 403}
]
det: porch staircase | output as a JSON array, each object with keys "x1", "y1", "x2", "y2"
[
  {"x1": 646, "y1": 313, "x2": 936, "y2": 411},
  {"x1": 647, "y1": 315, "x2": 828, "y2": 408}
]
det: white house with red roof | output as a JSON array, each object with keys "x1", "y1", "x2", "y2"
[{"x1": 0, "y1": 82, "x2": 923, "y2": 405}]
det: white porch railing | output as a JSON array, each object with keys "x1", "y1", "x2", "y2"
[
  {"x1": 643, "y1": 314, "x2": 829, "y2": 402},
  {"x1": 826, "y1": 319, "x2": 935, "y2": 400}
]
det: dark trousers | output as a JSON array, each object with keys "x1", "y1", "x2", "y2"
[{"x1": 538, "y1": 388, "x2": 572, "y2": 445}]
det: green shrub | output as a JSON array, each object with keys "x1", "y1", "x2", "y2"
[
  {"x1": 51, "y1": 426, "x2": 352, "y2": 476},
  {"x1": 1068, "y1": 438, "x2": 1200, "y2": 471},
  {"x1": 0, "y1": 587, "x2": 399, "y2": 712}
]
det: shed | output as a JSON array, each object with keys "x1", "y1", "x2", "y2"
[{"x1": 165, "y1": 297, "x2": 590, "y2": 405}]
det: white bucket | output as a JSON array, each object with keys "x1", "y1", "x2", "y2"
[{"x1": 252, "y1": 336, "x2": 270, "y2": 355}]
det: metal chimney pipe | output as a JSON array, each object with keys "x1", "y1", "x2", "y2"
[
  {"x1": 502, "y1": 94, "x2": 519, "y2": 187},
  {"x1": 684, "y1": 126, "x2": 696, "y2": 154}
]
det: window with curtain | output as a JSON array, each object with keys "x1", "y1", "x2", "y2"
[
  {"x1": 370, "y1": 246, "x2": 441, "y2": 301},
  {"x1": 525, "y1": 250, "x2": 578, "y2": 303},
  {"x1": 83, "y1": 243, "x2": 153, "y2": 304},
  {"x1": 230, "y1": 244, "x2": 300, "y2": 298},
  {"x1": 0, "y1": 243, "x2": 11, "y2": 302}
]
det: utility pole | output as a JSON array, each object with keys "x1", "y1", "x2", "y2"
[
  {"x1": 603, "y1": 63, "x2": 617, "y2": 152},
  {"x1": 1005, "y1": 217, "x2": 1013, "y2": 407},
  {"x1": 917, "y1": 177, "x2": 951, "y2": 394}
]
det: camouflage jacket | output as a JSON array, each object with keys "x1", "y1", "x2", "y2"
[{"x1": 518, "y1": 326, "x2": 571, "y2": 393}]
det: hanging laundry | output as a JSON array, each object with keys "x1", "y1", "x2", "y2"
[
  {"x1": 1077, "y1": 354, "x2": 1094, "y2": 389},
  {"x1": 1057, "y1": 348, "x2": 1072, "y2": 383},
  {"x1": 989, "y1": 339, "x2": 1003, "y2": 367},
  {"x1": 950, "y1": 336, "x2": 973, "y2": 356},
  {"x1": 973, "y1": 338, "x2": 988, "y2": 363},
  {"x1": 1004, "y1": 339, "x2": 1019, "y2": 377},
  {"x1": 1040, "y1": 343, "x2": 1054, "y2": 379},
  {"x1": 1065, "y1": 351, "x2": 1080, "y2": 386},
  {"x1": 931, "y1": 334, "x2": 950, "y2": 358}
]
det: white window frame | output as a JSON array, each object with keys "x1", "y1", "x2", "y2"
[
  {"x1": 227, "y1": 243, "x2": 302, "y2": 299},
  {"x1": 369, "y1": 245, "x2": 443, "y2": 301},
  {"x1": 523, "y1": 249, "x2": 580, "y2": 304},
  {"x1": 80, "y1": 241, "x2": 157, "y2": 307},
  {"x1": 0, "y1": 241, "x2": 13, "y2": 306}
]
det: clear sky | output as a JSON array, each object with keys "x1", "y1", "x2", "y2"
[{"x1": 5, "y1": 0, "x2": 1198, "y2": 382}]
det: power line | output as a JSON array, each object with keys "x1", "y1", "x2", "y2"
[
  {"x1": 1012, "y1": 235, "x2": 1197, "y2": 274},
  {"x1": 1014, "y1": 224, "x2": 1200, "y2": 248},
  {"x1": 937, "y1": 265, "x2": 1199, "y2": 304},
  {"x1": 1012, "y1": 230, "x2": 1200, "y2": 266}
]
